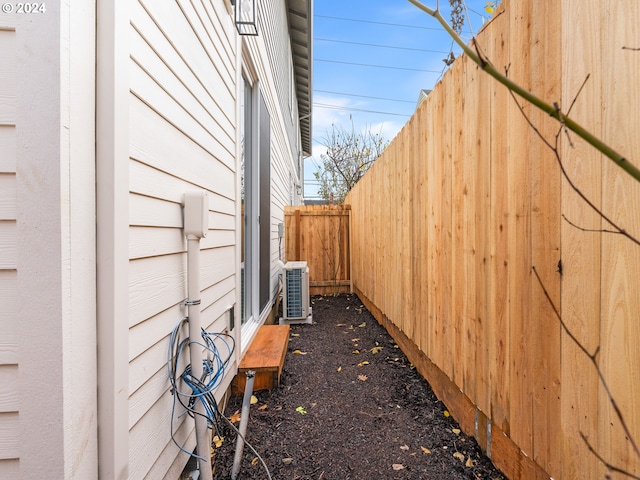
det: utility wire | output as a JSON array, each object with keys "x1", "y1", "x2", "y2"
[
  {"x1": 314, "y1": 37, "x2": 451, "y2": 55},
  {"x1": 315, "y1": 14, "x2": 442, "y2": 31},
  {"x1": 316, "y1": 58, "x2": 441, "y2": 74},
  {"x1": 315, "y1": 89, "x2": 415, "y2": 104},
  {"x1": 313, "y1": 103, "x2": 412, "y2": 117}
]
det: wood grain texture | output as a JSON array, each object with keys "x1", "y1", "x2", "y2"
[
  {"x1": 342, "y1": 1, "x2": 640, "y2": 478},
  {"x1": 285, "y1": 205, "x2": 351, "y2": 295},
  {"x1": 599, "y1": 1, "x2": 640, "y2": 476}
]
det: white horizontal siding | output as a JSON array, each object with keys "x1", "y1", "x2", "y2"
[
  {"x1": 0, "y1": 459, "x2": 19, "y2": 477},
  {"x1": 127, "y1": 0, "x2": 239, "y2": 477},
  {"x1": 0, "y1": 126, "x2": 16, "y2": 171},
  {"x1": 129, "y1": 96, "x2": 235, "y2": 199},
  {"x1": 130, "y1": 226, "x2": 234, "y2": 260},
  {"x1": 0, "y1": 33, "x2": 17, "y2": 445},
  {"x1": 129, "y1": 254, "x2": 186, "y2": 328},
  {"x1": 0, "y1": 29, "x2": 16, "y2": 126},
  {"x1": 0, "y1": 175, "x2": 16, "y2": 219},
  {"x1": 0, "y1": 221, "x2": 16, "y2": 269},
  {"x1": 0, "y1": 412, "x2": 18, "y2": 458},
  {"x1": 0, "y1": 365, "x2": 18, "y2": 412},
  {"x1": 129, "y1": 160, "x2": 235, "y2": 215},
  {"x1": 0, "y1": 270, "x2": 17, "y2": 365}
]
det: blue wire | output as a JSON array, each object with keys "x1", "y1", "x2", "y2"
[{"x1": 167, "y1": 316, "x2": 236, "y2": 461}]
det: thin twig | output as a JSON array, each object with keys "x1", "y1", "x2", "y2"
[
  {"x1": 532, "y1": 267, "x2": 640, "y2": 462},
  {"x1": 506, "y1": 88, "x2": 640, "y2": 247},
  {"x1": 579, "y1": 432, "x2": 640, "y2": 480},
  {"x1": 566, "y1": 74, "x2": 591, "y2": 116},
  {"x1": 407, "y1": 0, "x2": 640, "y2": 182},
  {"x1": 562, "y1": 214, "x2": 631, "y2": 238}
]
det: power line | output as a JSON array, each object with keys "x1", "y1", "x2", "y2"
[
  {"x1": 316, "y1": 58, "x2": 441, "y2": 73},
  {"x1": 313, "y1": 103, "x2": 412, "y2": 118},
  {"x1": 315, "y1": 89, "x2": 415, "y2": 104},
  {"x1": 315, "y1": 14, "x2": 442, "y2": 31},
  {"x1": 314, "y1": 37, "x2": 451, "y2": 55}
]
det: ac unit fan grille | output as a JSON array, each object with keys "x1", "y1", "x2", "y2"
[{"x1": 285, "y1": 268, "x2": 304, "y2": 318}]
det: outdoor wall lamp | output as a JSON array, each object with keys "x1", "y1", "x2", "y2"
[{"x1": 231, "y1": 0, "x2": 258, "y2": 36}]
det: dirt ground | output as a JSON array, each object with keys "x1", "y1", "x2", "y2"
[{"x1": 213, "y1": 294, "x2": 506, "y2": 479}]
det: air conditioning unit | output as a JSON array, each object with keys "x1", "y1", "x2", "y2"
[{"x1": 279, "y1": 261, "x2": 312, "y2": 325}]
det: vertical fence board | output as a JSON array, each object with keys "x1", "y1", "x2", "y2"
[
  {"x1": 459, "y1": 57, "x2": 479, "y2": 402},
  {"x1": 505, "y1": 0, "x2": 535, "y2": 462},
  {"x1": 600, "y1": 1, "x2": 640, "y2": 476},
  {"x1": 329, "y1": 2, "x2": 640, "y2": 478},
  {"x1": 560, "y1": 1, "x2": 603, "y2": 477},
  {"x1": 528, "y1": 0, "x2": 563, "y2": 476},
  {"x1": 284, "y1": 205, "x2": 351, "y2": 296},
  {"x1": 485, "y1": 7, "x2": 512, "y2": 437}
]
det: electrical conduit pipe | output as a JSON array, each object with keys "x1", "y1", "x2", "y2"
[
  {"x1": 183, "y1": 192, "x2": 213, "y2": 480},
  {"x1": 231, "y1": 371, "x2": 256, "y2": 480}
]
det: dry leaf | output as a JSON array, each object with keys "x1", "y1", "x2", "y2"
[
  {"x1": 352, "y1": 349, "x2": 360, "y2": 354},
  {"x1": 258, "y1": 404, "x2": 268, "y2": 411},
  {"x1": 292, "y1": 349, "x2": 307, "y2": 355},
  {"x1": 400, "y1": 445, "x2": 409, "y2": 451},
  {"x1": 250, "y1": 395, "x2": 258, "y2": 405},
  {"x1": 282, "y1": 457, "x2": 293, "y2": 465},
  {"x1": 229, "y1": 410, "x2": 241, "y2": 423},
  {"x1": 392, "y1": 464, "x2": 405, "y2": 471},
  {"x1": 351, "y1": 338, "x2": 360, "y2": 342},
  {"x1": 452, "y1": 428, "x2": 461, "y2": 435},
  {"x1": 358, "y1": 374, "x2": 368, "y2": 381},
  {"x1": 453, "y1": 452, "x2": 465, "y2": 462},
  {"x1": 251, "y1": 457, "x2": 259, "y2": 466},
  {"x1": 337, "y1": 366, "x2": 342, "y2": 372},
  {"x1": 336, "y1": 323, "x2": 345, "y2": 327},
  {"x1": 370, "y1": 346, "x2": 383, "y2": 354},
  {"x1": 465, "y1": 457, "x2": 474, "y2": 467},
  {"x1": 444, "y1": 410, "x2": 451, "y2": 417},
  {"x1": 212, "y1": 435, "x2": 224, "y2": 448},
  {"x1": 357, "y1": 361, "x2": 369, "y2": 367},
  {"x1": 420, "y1": 446, "x2": 431, "y2": 454}
]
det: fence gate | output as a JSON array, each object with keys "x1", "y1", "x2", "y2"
[{"x1": 284, "y1": 205, "x2": 351, "y2": 296}]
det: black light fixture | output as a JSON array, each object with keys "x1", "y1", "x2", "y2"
[{"x1": 232, "y1": 0, "x2": 258, "y2": 36}]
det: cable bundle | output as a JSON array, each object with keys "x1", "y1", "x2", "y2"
[
  {"x1": 168, "y1": 317, "x2": 235, "y2": 459},
  {"x1": 167, "y1": 316, "x2": 272, "y2": 478}
]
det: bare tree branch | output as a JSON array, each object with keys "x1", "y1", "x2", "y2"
[
  {"x1": 407, "y1": 0, "x2": 640, "y2": 182},
  {"x1": 532, "y1": 267, "x2": 640, "y2": 464},
  {"x1": 506, "y1": 86, "x2": 640, "y2": 247},
  {"x1": 579, "y1": 433, "x2": 640, "y2": 480}
]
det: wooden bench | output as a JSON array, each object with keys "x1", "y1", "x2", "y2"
[{"x1": 232, "y1": 324, "x2": 290, "y2": 395}]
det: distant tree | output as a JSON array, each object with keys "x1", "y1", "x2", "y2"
[{"x1": 314, "y1": 121, "x2": 388, "y2": 204}]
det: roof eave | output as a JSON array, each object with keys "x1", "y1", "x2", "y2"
[{"x1": 286, "y1": 0, "x2": 313, "y2": 156}]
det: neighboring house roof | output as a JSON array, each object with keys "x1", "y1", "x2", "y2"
[
  {"x1": 417, "y1": 89, "x2": 432, "y2": 108},
  {"x1": 287, "y1": 0, "x2": 312, "y2": 156}
]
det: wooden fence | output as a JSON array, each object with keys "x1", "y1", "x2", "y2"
[
  {"x1": 284, "y1": 205, "x2": 351, "y2": 296},
  {"x1": 345, "y1": 1, "x2": 640, "y2": 479}
]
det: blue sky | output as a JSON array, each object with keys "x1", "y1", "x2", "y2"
[{"x1": 305, "y1": 0, "x2": 495, "y2": 200}]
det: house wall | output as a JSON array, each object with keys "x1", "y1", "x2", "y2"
[
  {"x1": 0, "y1": 12, "x2": 19, "y2": 479},
  {"x1": 0, "y1": 0, "x2": 306, "y2": 477},
  {"x1": 1, "y1": 2, "x2": 98, "y2": 479},
  {"x1": 126, "y1": 1, "x2": 239, "y2": 478},
  {"x1": 123, "y1": 0, "x2": 305, "y2": 478}
]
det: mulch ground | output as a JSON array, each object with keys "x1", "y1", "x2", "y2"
[{"x1": 213, "y1": 294, "x2": 506, "y2": 479}]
